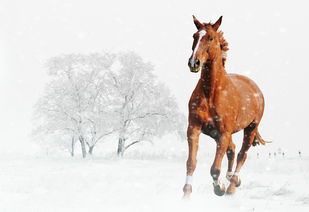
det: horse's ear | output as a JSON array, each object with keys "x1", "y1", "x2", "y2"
[
  {"x1": 193, "y1": 15, "x2": 203, "y2": 30},
  {"x1": 212, "y1": 16, "x2": 223, "y2": 31}
]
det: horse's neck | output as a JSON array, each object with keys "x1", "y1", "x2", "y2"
[{"x1": 200, "y1": 57, "x2": 227, "y2": 103}]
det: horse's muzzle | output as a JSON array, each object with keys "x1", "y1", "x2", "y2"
[
  {"x1": 188, "y1": 58, "x2": 200, "y2": 73},
  {"x1": 190, "y1": 68, "x2": 200, "y2": 73}
]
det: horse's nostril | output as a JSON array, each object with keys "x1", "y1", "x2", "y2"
[
  {"x1": 194, "y1": 59, "x2": 200, "y2": 68},
  {"x1": 188, "y1": 59, "x2": 200, "y2": 68}
]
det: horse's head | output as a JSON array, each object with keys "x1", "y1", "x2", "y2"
[{"x1": 188, "y1": 16, "x2": 223, "y2": 73}]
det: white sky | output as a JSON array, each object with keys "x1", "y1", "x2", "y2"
[{"x1": 1, "y1": 0, "x2": 309, "y2": 154}]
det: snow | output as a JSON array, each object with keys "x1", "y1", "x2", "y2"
[
  {"x1": 1, "y1": 1, "x2": 309, "y2": 211},
  {"x1": 0, "y1": 154, "x2": 308, "y2": 212}
]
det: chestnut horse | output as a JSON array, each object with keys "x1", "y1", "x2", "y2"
[{"x1": 183, "y1": 16, "x2": 268, "y2": 198}]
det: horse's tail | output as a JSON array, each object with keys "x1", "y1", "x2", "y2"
[{"x1": 253, "y1": 131, "x2": 271, "y2": 146}]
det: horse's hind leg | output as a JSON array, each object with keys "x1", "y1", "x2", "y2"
[
  {"x1": 183, "y1": 124, "x2": 201, "y2": 199},
  {"x1": 226, "y1": 139, "x2": 236, "y2": 181},
  {"x1": 226, "y1": 123, "x2": 257, "y2": 195}
]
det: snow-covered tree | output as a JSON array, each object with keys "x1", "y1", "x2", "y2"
[
  {"x1": 33, "y1": 53, "x2": 117, "y2": 157},
  {"x1": 107, "y1": 52, "x2": 186, "y2": 156},
  {"x1": 33, "y1": 51, "x2": 186, "y2": 158}
]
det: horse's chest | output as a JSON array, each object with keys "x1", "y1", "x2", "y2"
[
  {"x1": 193, "y1": 103, "x2": 221, "y2": 139},
  {"x1": 195, "y1": 103, "x2": 209, "y2": 120}
]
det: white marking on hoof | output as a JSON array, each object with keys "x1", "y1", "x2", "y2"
[
  {"x1": 233, "y1": 172, "x2": 240, "y2": 177},
  {"x1": 226, "y1": 171, "x2": 233, "y2": 180},
  {"x1": 213, "y1": 179, "x2": 223, "y2": 187},
  {"x1": 185, "y1": 175, "x2": 193, "y2": 185}
]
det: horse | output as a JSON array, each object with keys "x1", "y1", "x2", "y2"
[{"x1": 183, "y1": 16, "x2": 268, "y2": 198}]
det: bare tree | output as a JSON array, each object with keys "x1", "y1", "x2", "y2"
[
  {"x1": 33, "y1": 53, "x2": 117, "y2": 158},
  {"x1": 33, "y1": 52, "x2": 186, "y2": 158},
  {"x1": 107, "y1": 52, "x2": 186, "y2": 157}
]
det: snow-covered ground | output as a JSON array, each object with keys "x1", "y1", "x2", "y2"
[{"x1": 0, "y1": 153, "x2": 308, "y2": 212}]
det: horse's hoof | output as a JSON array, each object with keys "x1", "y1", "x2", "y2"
[
  {"x1": 213, "y1": 183, "x2": 226, "y2": 196},
  {"x1": 183, "y1": 193, "x2": 191, "y2": 200},
  {"x1": 230, "y1": 176, "x2": 241, "y2": 187},
  {"x1": 226, "y1": 176, "x2": 241, "y2": 195},
  {"x1": 183, "y1": 184, "x2": 192, "y2": 193},
  {"x1": 226, "y1": 183, "x2": 236, "y2": 195},
  {"x1": 183, "y1": 184, "x2": 192, "y2": 199},
  {"x1": 235, "y1": 178, "x2": 241, "y2": 187}
]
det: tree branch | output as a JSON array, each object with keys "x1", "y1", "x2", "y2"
[
  {"x1": 130, "y1": 112, "x2": 166, "y2": 121},
  {"x1": 94, "y1": 128, "x2": 120, "y2": 145},
  {"x1": 124, "y1": 140, "x2": 141, "y2": 151}
]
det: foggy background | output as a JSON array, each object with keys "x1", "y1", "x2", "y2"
[{"x1": 1, "y1": 0, "x2": 309, "y2": 155}]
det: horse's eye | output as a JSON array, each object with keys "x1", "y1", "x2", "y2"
[{"x1": 209, "y1": 37, "x2": 213, "y2": 41}]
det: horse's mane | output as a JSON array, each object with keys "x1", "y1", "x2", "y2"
[
  {"x1": 218, "y1": 31, "x2": 229, "y2": 66},
  {"x1": 204, "y1": 22, "x2": 229, "y2": 66}
]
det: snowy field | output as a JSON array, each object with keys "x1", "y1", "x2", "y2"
[
  {"x1": 0, "y1": 154, "x2": 308, "y2": 212},
  {"x1": 2, "y1": 1, "x2": 309, "y2": 212}
]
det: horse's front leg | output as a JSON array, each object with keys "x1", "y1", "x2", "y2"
[
  {"x1": 211, "y1": 132, "x2": 230, "y2": 196},
  {"x1": 183, "y1": 123, "x2": 201, "y2": 199}
]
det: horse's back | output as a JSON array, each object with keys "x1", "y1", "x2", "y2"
[{"x1": 229, "y1": 74, "x2": 263, "y2": 95}]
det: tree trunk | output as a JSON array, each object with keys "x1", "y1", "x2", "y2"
[
  {"x1": 88, "y1": 145, "x2": 95, "y2": 155},
  {"x1": 117, "y1": 137, "x2": 125, "y2": 157},
  {"x1": 79, "y1": 135, "x2": 87, "y2": 158},
  {"x1": 71, "y1": 136, "x2": 75, "y2": 157}
]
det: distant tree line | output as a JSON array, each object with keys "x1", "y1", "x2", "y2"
[{"x1": 32, "y1": 52, "x2": 186, "y2": 158}]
